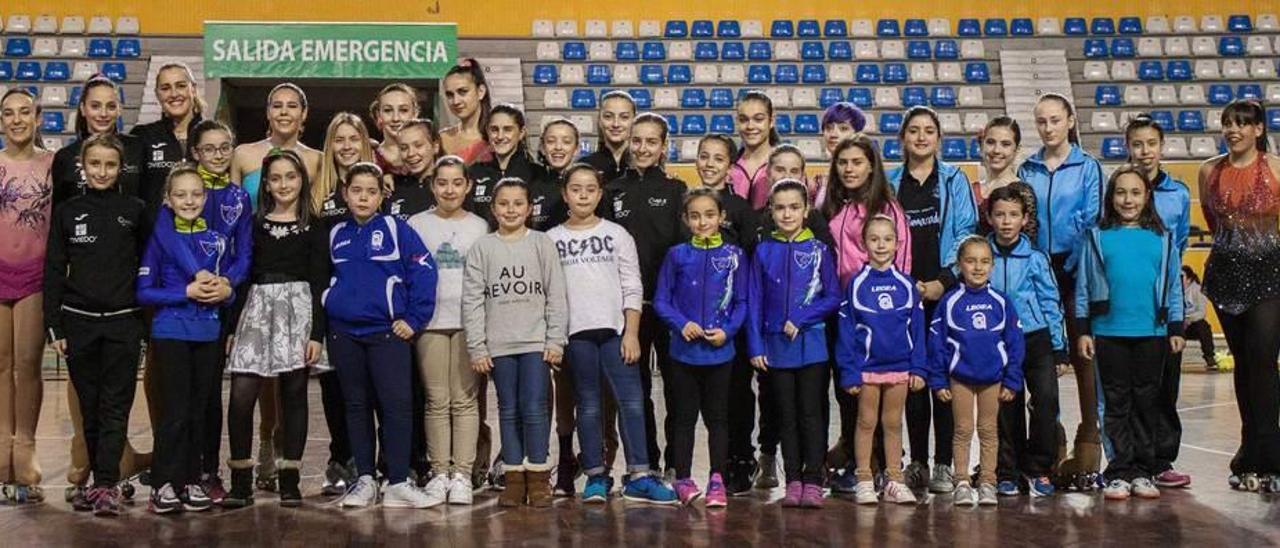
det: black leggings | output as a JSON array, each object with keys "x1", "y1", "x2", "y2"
[
  {"x1": 1184, "y1": 319, "x2": 1217, "y2": 363},
  {"x1": 1217, "y1": 300, "x2": 1280, "y2": 475},
  {"x1": 1096, "y1": 336, "x2": 1166, "y2": 481},
  {"x1": 997, "y1": 329, "x2": 1061, "y2": 479},
  {"x1": 770, "y1": 363, "x2": 828, "y2": 484},
  {"x1": 667, "y1": 361, "x2": 730, "y2": 479},
  {"x1": 228, "y1": 370, "x2": 309, "y2": 463},
  {"x1": 638, "y1": 305, "x2": 672, "y2": 472}
]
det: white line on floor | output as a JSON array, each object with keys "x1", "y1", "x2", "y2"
[
  {"x1": 1176, "y1": 401, "x2": 1236, "y2": 412},
  {"x1": 1179, "y1": 443, "x2": 1235, "y2": 457}
]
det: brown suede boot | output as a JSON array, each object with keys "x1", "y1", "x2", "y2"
[
  {"x1": 526, "y1": 470, "x2": 552, "y2": 507},
  {"x1": 499, "y1": 471, "x2": 526, "y2": 507}
]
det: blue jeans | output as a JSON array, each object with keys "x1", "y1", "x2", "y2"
[
  {"x1": 568, "y1": 330, "x2": 650, "y2": 476},
  {"x1": 328, "y1": 331, "x2": 413, "y2": 484},
  {"x1": 492, "y1": 352, "x2": 551, "y2": 470}
]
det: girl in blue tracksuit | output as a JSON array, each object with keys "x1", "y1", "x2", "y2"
[
  {"x1": 929, "y1": 236, "x2": 1025, "y2": 507},
  {"x1": 137, "y1": 164, "x2": 236, "y2": 514},
  {"x1": 1075, "y1": 165, "x2": 1184, "y2": 502},
  {"x1": 654, "y1": 187, "x2": 748, "y2": 507},
  {"x1": 324, "y1": 162, "x2": 439, "y2": 509},
  {"x1": 984, "y1": 185, "x2": 1068, "y2": 497},
  {"x1": 1017, "y1": 93, "x2": 1106, "y2": 484},
  {"x1": 835, "y1": 215, "x2": 927, "y2": 506},
  {"x1": 1125, "y1": 114, "x2": 1193, "y2": 488},
  {"x1": 747, "y1": 180, "x2": 842, "y2": 508},
  {"x1": 886, "y1": 105, "x2": 979, "y2": 492}
]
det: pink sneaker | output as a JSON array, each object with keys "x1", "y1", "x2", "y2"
[
  {"x1": 781, "y1": 481, "x2": 803, "y2": 507},
  {"x1": 800, "y1": 483, "x2": 824, "y2": 509},
  {"x1": 705, "y1": 473, "x2": 727, "y2": 508},
  {"x1": 1154, "y1": 469, "x2": 1191, "y2": 488},
  {"x1": 674, "y1": 478, "x2": 702, "y2": 505}
]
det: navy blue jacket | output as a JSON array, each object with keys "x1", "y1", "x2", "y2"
[
  {"x1": 746, "y1": 229, "x2": 842, "y2": 368},
  {"x1": 136, "y1": 217, "x2": 232, "y2": 342},
  {"x1": 835, "y1": 265, "x2": 927, "y2": 389},
  {"x1": 928, "y1": 284, "x2": 1026, "y2": 391},
  {"x1": 323, "y1": 214, "x2": 438, "y2": 337},
  {"x1": 653, "y1": 237, "x2": 748, "y2": 366}
]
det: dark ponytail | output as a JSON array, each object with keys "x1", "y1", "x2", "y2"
[
  {"x1": 445, "y1": 58, "x2": 491, "y2": 133},
  {"x1": 1035, "y1": 92, "x2": 1081, "y2": 145},
  {"x1": 738, "y1": 90, "x2": 782, "y2": 148}
]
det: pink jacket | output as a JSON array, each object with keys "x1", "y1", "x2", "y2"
[
  {"x1": 728, "y1": 156, "x2": 771, "y2": 209},
  {"x1": 828, "y1": 199, "x2": 913, "y2": 288}
]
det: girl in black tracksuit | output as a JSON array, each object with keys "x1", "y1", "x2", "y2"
[{"x1": 467, "y1": 104, "x2": 549, "y2": 228}]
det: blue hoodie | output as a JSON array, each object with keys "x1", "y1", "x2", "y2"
[
  {"x1": 136, "y1": 216, "x2": 232, "y2": 342},
  {"x1": 928, "y1": 284, "x2": 1025, "y2": 391},
  {"x1": 835, "y1": 265, "x2": 927, "y2": 389},
  {"x1": 886, "y1": 160, "x2": 979, "y2": 272},
  {"x1": 989, "y1": 233, "x2": 1067, "y2": 359},
  {"x1": 1152, "y1": 170, "x2": 1192, "y2": 253},
  {"x1": 746, "y1": 229, "x2": 842, "y2": 368},
  {"x1": 323, "y1": 213, "x2": 438, "y2": 337},
  {"x1": 1016, "y1": 144, "x2": 1105, "y2": 271},
  {"x1": 1073, "y1": 225, "x2": 1184, "y2": 337},
  {"x1": 653, "y1": 235, "x2": 749, "y2": 366}
]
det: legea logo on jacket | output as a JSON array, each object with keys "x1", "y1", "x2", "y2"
[
  {"x1": 877, "y1": 293, "x2": 893, "y2": 310},
  {"x1": 371, "y1": 230, "x2": 385, "y2": 251}
]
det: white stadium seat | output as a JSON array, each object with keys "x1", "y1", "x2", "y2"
[
  {"x1": 33, "y1": 14, "x2": 58, "y2": 34},
  {"x1": 775, "y1": 41, "x2": 799, "y2": 61},
  {"x1": 87, "y1": 15, "x2": 112, "y2": 35},
  {"x1": 569, "y1": 114, "x2": 594, "y2": 135},
  {"x1": 1124, "y1": 85, "x2": 1151, "y2": 105},
  {"x1": 1165, "y1": 37, "x2": 1189, "y2": 57},
  {"x1": 1037, "y1": 17, "x2": 1061, "y2": 36},
  {"x1": 910, "y1": 63, "x2": 936, "y2": 82},
  {"x1": 1137, "y1": 38, "x2": 1163, "y2": 58},
  {"x1": 851, "y1": 19, "x2": 875, "y2": 37},
  {"x1": 1091, "y1": 111, "x2": 1118, "y2": 132},
  {"x1": 1162, "y1": 137, "x2": 1189, "y2": 159},
  {"x1": 939, "y1": 113, "x2": 962, "y2": 134},
  {"x1": 668, "y1": 41, "x2": 692, "y2": 61},
  {"x1": 654, "y1": 88, "x2": 678, "y2": 109},
  {"x1": 532, "y1": 19, "x2": 554, "y2": 37},
  {"x1": 1258, "y1": 14, "x2": 1279, "y2": 31},
  {"x1": 741, "y1": 20, "x2": 764, "y2": 38},
  {"x1": 1189, "y1": 137, "x2": 1217, "y2": 158},
  {"x1": 60, "y1": 38, "x2": 85, "y2": 57},
  {"x1": 1206, "y1": 109, "x2": 1223, "y2": 131},
  {"x1": 1111, "y1": 61, "x2": 1136, "y2": 81},
  {"x1": 766, "y1": 87, "x2": 790, "y2": 108},
  {"x1": 937, "y1": 62, "x2": 963, "y2": 82},
  {"x1": 880, "y1": 40, "x2": 905, "y2": 60},
  {"x1": 1083, "y1": 61, "x2": 1110, "y2": 81},
  {"x1": 39, "y1": 85, "x2": 67, "y2": 107},
  {"x1": 855, "y1": 41, "x2": 878, "y2": 60},
  {"x1": 928, "y1": 18, "x2": 952, "y2": 36},
  {"x1": 693, "y1": 64, "x2": 718, "y2": 84},
  {"x1": 958, "y1": 87, "x2": 983, "y2": 107},
  {"x1": 720, "y1": 65, "x2": 745, "y2": 84},
  {"x1": 115, "y1": 16, "x2": 139, "y2": 34},
  {"x1": 791, "y1": 88, "x2": 817, "y2": 108},
  {"x1": 1172, "y1": 16, "x2": 1197, "y2": 33},
  {"x1": 555, "y1": 20, "x2": 578, "y2": 37},
  {"x1": 1192, "y1": 37, "x2": 1216, "y2": 57},
  {"x1": 32, "y1": 38, "x2": 58, "y2": 57},
  {"x1": 536, "y1": 42, "x2": 558, "y2": 61},
  {"x1": 1151, "y1": 85, "x2": 1178, "y2": 105},
  {"x1": 1146, "y1": 16, "x2": 1170, "y2": 33},
  {"x1": 1195, "y1": 60, "x2": 1221, "y2": 80},
  {"x1": 960, "y1": 40, "x2": 985, "y2": 59},
  {"x1": 1180, "y1": 84, "x2": 1206, "y2": 104},
  {"x1": 588, "y1": 41, "x2": 611, "y2": 61},
  {"x1": 543, "y1": 89, "x2": 568, "y2": 109},
  {"x1": 584, "y1": 20, "x2": 607, "y2": 38},
  {"x1": 828, "y1": 64, "x2": 854, "y2": 83},
  {"x1": 7, "y1": 15, "x2": 32, "y2": 33},
  {"x1": 963, "y1": 112, "x2": 989, "y2": 133},
  {"x1": 1200, "y1": 15, "x2": 1224, "y2": 33},
  {"x1": 1246, "y1": 36, "x2": 1273, "y2": 56},
  {"x1": 638, "y1": 20, "x2": 661, "y2": 37},
  {"x1": 60, "y1": 16, "x2": 85, "y2": 34},
  {"x1": 610, "y1": 20, "x2": 633, "y2": 38},
  {"x1": 614, "y1": 64, "x2": 638, "y2": 84},
  {"x1": 560, "y1": 65, "x2": 584, "y2": 85},
  {"x1": 1222, "y1": 60, "x2": 1248, "y2": 79},
  {"x1": 874, "y1": 87, "x2": 901, "y2": 108}
]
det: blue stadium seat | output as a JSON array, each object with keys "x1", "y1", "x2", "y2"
[
  {"x1": 795, "y1": 114, "x2": 820, "y2": 134},
  {"x1": 41, "y1": 112, "x2": 65, "y2": 134},
  {"x1": 969, "y1": 138, "x2": 983, "y2": 160},
  {"x1": 775, "y1": 114, "x2": 792, "y2": 134},
  {"x1": 771, "y1": 20, "x2": 795, "y2": 37},
  {"x1": 5, "y1": 38, "x2": 32, "y2": 57},
  {"x1": 717, "y1": 20, "x2": 741, "y2": 38},
  {"x1": 68, "y1": 86, "x2": 82, "y2": 106},
  {"x1": 902, "y1": 86, "x2": 927, "y2": 107},
  {"x1": 877, "y1": 19, "x2": 901, "y2": 37},
  {"x1": 803, "y1": 64, "x2": 827, "y2": 83},
  {"x1": 905, "y1": 19, "x2": 928, "y2": 36},
  {"x1": 665, "y1": 115, "x2": 680, "y2": 135},
  {"x1": 695, "y1": 42, "x2": 719, "y2": 60},
  {"x1": 1238, "y1": 84, "x2": 1262, "y2": 101},
  {"x1": 908, "y1": 41, "x2": 931, "y2": 59},
  {"x1": 615, "y1": 42, "x2": 639, "y2": 61},
  {"x1": 639, "y1": 65, "x2": 664, "y2": 84},
  {"x1": 44, "y1": 61, "x2": 70, "y2": 81},
  {"x1": 1094, "y1": 85, "x2": 1122, "y2": 106},
  {"x1": 963, "y1": 62, "x2": 990, "y2": 83},
  {"x1": 1219, "y1": 37, "x2": 1244, "y2": 56},
  {"x1": 1166, "y1": 61, "x2": 1192, "y2": 81},
  {"x1": 562, "y1": 41, "x2": 587, "y2": 61},
  {"x1": 628, "y1": 89, "x2": 652, "y2": 109},
  {"x1": 1064, "y1": 18, "x2": 1087, "y2": 35},
  {"x1": 665, "y1": 20, "x2": 689, "y2": 38},
  {"x1": 883, "y1": 139, "x2": 903, "y2": 160},
  {"x1": 824, "y1": 20, "x2": 848, "y2": 37},
  {"x1": 691, "y1": 20, "x2": 714, "y2": 38},
  {"x1": 572, "y1": 89, "x2": 596, "y2": 109},
  {"x1": 819, "y1": 88, "x2": 845, "y2": 108},
  {"x1": 935, "y1": 40, "x2": 959, "y2": 59},
  {"x1": 532, "y1": 65, "x2": 557, "y2": 85},
  {"x1": 1083, "y1": 39, "x2": 1108, "y2": 58},
  {"x1": 1011, "y1": 18, "x2": 1034, "y2": 36},
  {"x1": 681, "y1": 115, "x2": 707, "y2": 135},
  {"x1": 884, "y1": 63, "x2": 909, "y2": 83},
  {"x1": 1227, "y1": 15, "x2": 1252, "y2": 33},
  {"x1": 711, "y1": 114, "x2": 735, "y2": 134},
  {"x1": 116, "y1": 38, "x2": 141, "y2": 58},
  {"x1": 880, "y1": 112, "x2": 904, "y2": 134},
  {"x1": 775, "y1": 64, "x2": 799, "y2": 84},
  {"x1": 1118, "y1": 17, "x2": 1143, "y2": 35},
  {"x1": 1138, "y1": 61, "x2": 1164, "y2": 81},
  {"x1": 681, "y1": 89, "x2": 707, "y2": 108},
  {"x1": 1177, "y1": 110, "x2": 1205, "y2": 132},
  {"x1": 0, "y1": 62, "x2": 12, "y2": 81},
  {"x1": 721, "y1": 41, "x2": 745, "y2": 60},
  {"x1": 802, "y1": 41, "x2": 825, "y2": 60},
  {"x1": 856, "y1": 64, "x2": 881, "y2": 83},
  {"x1": 798, "y1": 20, "x2": 821, "y2": 37},
  {"x1": 748, "y1": 41, "x2": 772, "y2": 61},
  {"x1": 749, "y1": 64, "x2": 773, "y2": 84},
  {"x1": 942, "y1": 138, "x2": 967, "y2": 161},
  {"x1": 709, "y1": 88, "x2": 734, "y2": 108},
  {"x1": 984, "y1": 19, "x2": 1008, "y2": 36},
  {"x1": 642, "y1": 42, "x2": 666, "y2": 60},
  {"x1": 828, "y1": 41, "x2": 853, "y2": 60},
  {"x1": 15, "y1": 62, "x2": 40, "y2": 81},
  {"x1": 1111, "y1": 38, "x2": 1135, "y2": 58},
  {"x1": 1268, "y1": 109, "x2": 1280, "y2": 131},
  {"x1": 1208, "y1": 84, "x2": 1234, "y2": 105},
  {"x1": 668, "y1": 142, "x2": 680, "y2": 162},
  {"x1": 848, "y1": 88, "x2": 873, "y2": 108},
  {"x1": 957, "y1": 19, "x2": 981, "y2": 36},
  {"x1": 667, "y1": 64, "x2": 692, "y2": 84},
  {"x1": 586, "y1": 64, "x2": 611, "y2": 85},
  {"x1": 101, "y1": 62, "x2": 126, "y2": 83},
  {"x1": 1091, "y1": 18, "x2": 1116, "y2": 35},
  {"x1": 931, "y1": 86, "x2": 956, "y2": 107},
  {"x1": 1150, "y1": 110, "x2": 1176, "y2": 130},
  {"x1": 1101, "y1": 137, "x2": 1127, "y2": 160}
]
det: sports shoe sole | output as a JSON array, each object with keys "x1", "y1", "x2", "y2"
[{"x1": 622, "y1": 493, "x2": 680, "y2": 506}]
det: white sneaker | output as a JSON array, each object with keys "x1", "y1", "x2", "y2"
[
  {"x1": 421, "y1": 475, "x2": 450, "y2": 507},
  {"x1": 339, "y1": 475, "x2": 379, "y2": 508},
  {"x1": 854, "y1": 481, "x2": 878, "y2": 505},
  {"x1": 448, "y1": 473, "x2": 474, "y2": 505},
  {"x1": 953, "y1": 482, "x2": 978, "y2": 506},
  {"x1": 883, "y1": 481, "x2": 918, "y2": 504},
  {"x1": 383, "y1": 480, "x2": 439, "y2": 509}
]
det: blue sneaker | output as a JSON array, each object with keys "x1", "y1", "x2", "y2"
[
  {"x1": 996, "y1": 480, "x2": 1020, "y2": 496},
  {"x1": 622, "y1": 476, "x2": 679, "y2": 505},
  {"x1": 1026, "y1": 475, "x2": 1055, "y2": 497},
  {"x1": 830, "y1": 469, "x2": 858, "y2": 494},
  {"x1": 582, "y1": 475, "x2": 609, "y2": 503}
]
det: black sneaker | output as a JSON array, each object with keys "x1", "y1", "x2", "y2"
[
  {"x1": 70, "y1": 485, "x2": 94, "y2": 512},
  {"x1": 726, "y1": 458, "x2": 757, "y2": 496},
  {"x1": 553, "y1": 457, "x2": 579, "y2": 497},
  {"x1": 149, "y1": 483, "x2": 181, "y2": 514}
]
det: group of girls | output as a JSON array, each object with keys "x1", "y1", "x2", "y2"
[{"x1": 1, "y1": 54, "x2": 1278, "y2": 517}]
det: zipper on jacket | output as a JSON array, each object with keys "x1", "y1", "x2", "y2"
[
  {"x1": 701, "y1": 247, "x2": 709, "y2": 328},
  {"x1": 1046, "y1": 170, "x2": 1055, "y2": 254}
]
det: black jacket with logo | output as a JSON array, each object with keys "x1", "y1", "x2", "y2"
[
  {"x1": 385, "y1": 174, "x2": 435, "y2": 222},
  {"x1": 51, "y1": 133, "x2": 146, "y2": 210},
  {"x1": 467, "y1": 152, "x2": 549, "y2": 228},
  {"x1": 131, "y1": 114, "x2": 201, "y2": 221},
  {"x1": 582, "y1": 148, "x2": 630, "y2": 187},
  {"x1": 604, "y1": 166, "x2": 688, "y2": 301}
]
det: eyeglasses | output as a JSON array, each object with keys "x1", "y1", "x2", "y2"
[{"x1": 197, "y1": 143, "x2": 234, "y2": 156}]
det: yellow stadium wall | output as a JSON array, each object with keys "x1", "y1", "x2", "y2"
[{"x1": 8, "y1": 0, "x2": 1276, "y2": 36}]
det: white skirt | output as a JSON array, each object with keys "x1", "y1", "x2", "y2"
[{"x1": 227, "y1": 282, "x2": 331, "y2": 376}]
